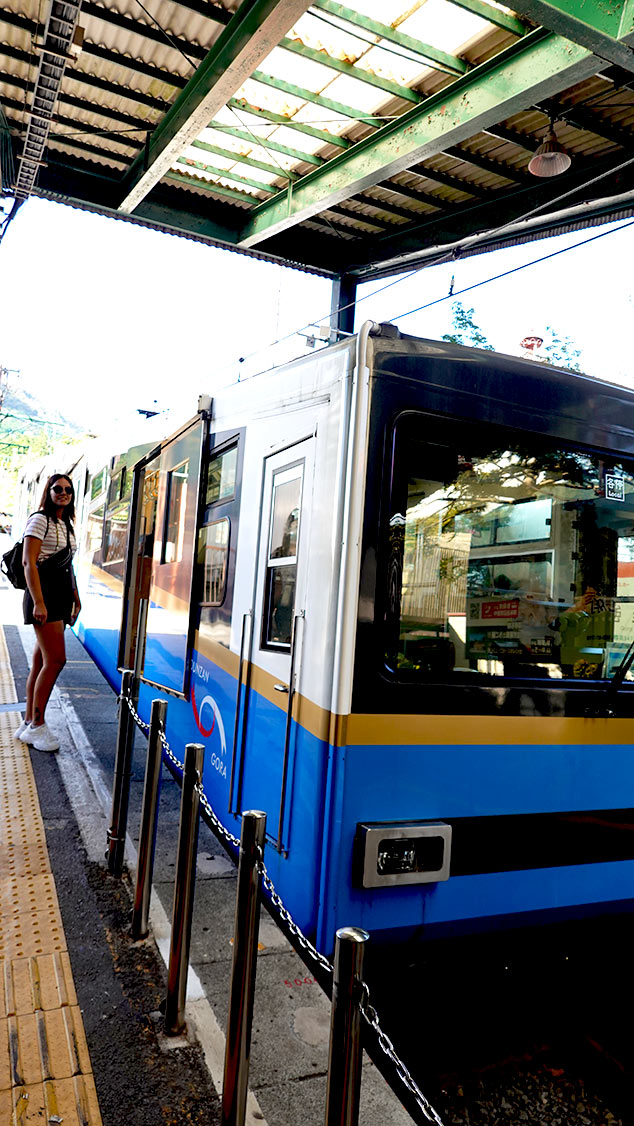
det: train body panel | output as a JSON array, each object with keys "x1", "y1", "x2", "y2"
[{"x1": 30, "y1": 324, "x2": 634, "y2": 954}]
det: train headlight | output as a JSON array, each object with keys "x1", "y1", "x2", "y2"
[{"x1": 354, "y1": 822, "x2": 452, "y2": 888}]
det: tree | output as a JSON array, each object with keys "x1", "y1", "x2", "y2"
[
  {"x1": 441, "y1": 301, "x2": 494, "y2": 350},
  {"x1": 540, "y1": 326, "x2": 582, "y2": 372}
]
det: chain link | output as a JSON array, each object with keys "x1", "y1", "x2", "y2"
[
  {"x1": 121, "y1": 690, "x2": 150, "y2": 733},
  {"x1": 359, "y1": 984, "x2": 445, "y2": 1126},
  {"x1": 259, "y1": 855, "x2": 333, "y2": 977},
  {"x1": 125, "y1": 685, "x2": 443, "y2": 1125}
]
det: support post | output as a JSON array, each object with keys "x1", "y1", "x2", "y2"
[
  {"x1": 324, "y1": 926, "x2": 370, "y2": 1126},
  {"x1": 164, "y1": 742, "x2": 205, "y2": 1036},
  {"x1": 221, "y1": 810, "x2": 267, "y2": 1126},
  {"x1": 107, "y1": 669, "x2": 137, "y2": 878},
  {"x1": 131, "y1": 698, "x2": 167, "y2": 941},
  {"x1": 330, "y1": 273, "x2": 357, "y2": 339}
]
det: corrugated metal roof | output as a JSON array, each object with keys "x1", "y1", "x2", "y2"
[{"x1": 2, "y1": 0, "x2": 634, "y2": 279}]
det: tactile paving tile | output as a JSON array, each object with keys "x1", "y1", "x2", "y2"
[
  {"x1": 0, "y1": 1006, "x2": 93, "y2": 1090},
  {"x1": 0, "y1": 720, "x2": 31, "y2": 774},
  {"x1": 0, "y1": 875, "x2": 65, "y2": 959},
  {"x1": 0, "y1": 822, "x2": 51, "y2": 884},
  {"x1": 0, "y1": 630, "x2": 18, "y2": 706},
  {"x1": 0, "y1": 954, "x2": 77, "y2": 1018},
  {"x1": 0, "y1": 767, "x2": 44, "y2": 825},
  {"x1": 0, "y1": 1074, "x2": 102, "y2": 1124}
]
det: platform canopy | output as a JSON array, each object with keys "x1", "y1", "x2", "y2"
[{"x1": 2, "y1": 0, "x2": 634, "y2": 283}]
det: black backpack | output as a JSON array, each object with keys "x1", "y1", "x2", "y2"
[{"x1": 1, "y1": 515, "x2": 49, "y2": 589}]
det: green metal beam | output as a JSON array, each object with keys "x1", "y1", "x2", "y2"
[
  {"x1": 238, "y1": 28, "x2": 617, "y2": 248},
  {"x1": 280, "y1": 37, "x2": 421, "y2": 103},
  {"x1": 227, "y1": 97, "x2": 350, "y2": 149},
  {"x1": 509, "y1": 0, "x2": 634, "y2": 72},
  {"x1": 177, "y1": 156, "x2": 274, "y2": 193},
  {"x1": 118, "y1": 0, "x2": 312, "y2": 213},
  {"x1": 207, "y1": 121, "x2": 325, "y2": 165},
  {"x1": 192, "y1": 137, "x2": 296, "y2": 178},
  {"x1": 311, "y1": 0, "x2": 468, "y2": 76},
  {"x1": 250, "y1": 69, "x2": 386, "y2": 125},
  {"x1": 446, "y1": 0, "x2": 528, "y2": 36}
]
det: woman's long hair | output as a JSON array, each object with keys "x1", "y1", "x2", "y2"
[{"x1": 37, "y1": 474, "x2": 76, "y2": 524}]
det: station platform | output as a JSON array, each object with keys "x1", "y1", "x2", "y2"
[{"x1": 0, "y1": 594, "x2": 412, "y2": 1126}]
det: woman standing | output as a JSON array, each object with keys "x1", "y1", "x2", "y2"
[{"x1": 14, "y1": 473, "x2": 81, "y2": 752}]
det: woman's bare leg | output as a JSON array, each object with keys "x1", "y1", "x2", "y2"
[
  {"x1": 31, "y1": 622, "x2": 66, "y2": 726},
  {"x1": 25, "y1": 643, "x2": 43, "y2": 723}
]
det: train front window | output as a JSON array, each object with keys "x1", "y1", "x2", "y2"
[{"x1": 385, "y1": 413, "x2": 634, "y2": 682}]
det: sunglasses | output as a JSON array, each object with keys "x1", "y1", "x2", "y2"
[{"x1": 51, "y1": 485, "x2": 73, "y2": 495}]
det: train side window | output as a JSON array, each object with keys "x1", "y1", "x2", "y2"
[
  {"x1": 206, "y1": 446, "x2": 237, "y2": 506},
  {"x1": 198, "y1": 518, "x2": 230, "y2": 605},
  {"x1": 162, "y1": 460, "x2": 189, "y2": 564},
  {"x1": 262, "y1": 464, "x2": 303, "y2": 649},
  {"x1": 84, "y1": 504, "x2": 105, "y2": 561},
  {"x1": 90, "y1": 467, "x2": 107, "y2": 501}
]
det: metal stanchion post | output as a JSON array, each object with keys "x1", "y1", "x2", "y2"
[
  {"x1": 164, "y1": 742, "x2": 205, "y2": 1036},
  {"x1": 131, "y1": 698, "x2": 167, "y2": 941},
  {"x1": 324, "y1": 927, "x2": 370, "y2": 1126},
  {"x1": 221, "y1": 810, "x2": 267, "y2": 1126},
  {"x1": 107, "y1": 669, "x2": 137, "y2": 878}
]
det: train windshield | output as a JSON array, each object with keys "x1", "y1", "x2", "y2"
[{"x1": 386, "y1": 412, "x2": 634, "y2": 683}]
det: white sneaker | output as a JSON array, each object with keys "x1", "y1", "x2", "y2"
[
  {"x1": 25, "y1": 723, "x2": 60, "y2": 752},
  {"x1": 14, "y1": 718, "x2": 31, "y2": 741}
]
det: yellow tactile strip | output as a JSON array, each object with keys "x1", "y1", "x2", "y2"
[
  {"x1": 0, "y1": 628, "x2": 18, "y2": 706},
  {"x1": 0, "y1": 628, "x2": 102, "y2": 1124}
]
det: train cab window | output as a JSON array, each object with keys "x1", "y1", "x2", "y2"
[
  {"x1": 262, "y1": 465, "x2": 302, "y2": 649},
  {"x1": 385, "y1": 413, "x2": 634, "y2": 683},
  {"x1": 162, "y1": 460, "x2": 189, "y2": 564},
  {"x1": 198, "y1": 519, "x2": 229, "y2": 605},
  {"x1": 206, "y1": 446, "x2": 237, "y2": 506}
]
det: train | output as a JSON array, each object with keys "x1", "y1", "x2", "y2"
[{"x1": 15, "y1": 322, "x2": 634, "y2": 955}]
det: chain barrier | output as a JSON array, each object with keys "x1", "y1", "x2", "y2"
[
  {"x1": 122, "y1": 687, "x2": 444, "y2": 1126},
  {"x1": 359, "y1": 984, "x2": 444, "y2": 1126}
]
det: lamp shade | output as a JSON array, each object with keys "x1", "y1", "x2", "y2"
[{"x1": 528, "y1": 130, "x2": 571, "y2": 178}]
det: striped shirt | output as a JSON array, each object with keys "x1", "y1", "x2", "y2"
[{"x1": 23, "y1": 513, "x2": 77, "y2": 561}]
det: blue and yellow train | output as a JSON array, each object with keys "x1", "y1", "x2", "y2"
[{"x1": 18, "y1": 323, "x2": 634, "y2": 954}]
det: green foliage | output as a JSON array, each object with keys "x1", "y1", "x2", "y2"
[
  {"x1": 540, "y1": 326, "x2": 582, "y2": 372},
  {"x1": 0, "y1": 415, "x2": 84, "y2": 518},
  {"x1": 441, "y1": 301, "x2": 494, "y2": 350}
]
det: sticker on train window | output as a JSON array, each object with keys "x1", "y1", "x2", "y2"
[{"x1": 606, "y1": 474, "x2": 625, "y2": 502}]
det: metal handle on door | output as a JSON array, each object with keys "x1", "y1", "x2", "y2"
[
  {"x1": 276, "y1": 610, "x2": 305, "y2": 852},
  {"x1": 273, "y1": 684, "x2": 289, "y2": 693}
]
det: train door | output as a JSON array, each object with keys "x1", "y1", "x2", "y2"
[
  {"x1": 120, "y1": 413, "x2": 208, "y2": 694},
  {"x1": 236, "y1": 438, "x2": 314, "y2": 850}
]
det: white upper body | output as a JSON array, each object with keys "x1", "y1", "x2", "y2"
[{"x1": 23, "y1": 513, "x2": 77, "y2": 561}]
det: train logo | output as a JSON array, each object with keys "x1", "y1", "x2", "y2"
[{"x1": 191, "y1": 681, "x2": 228, "y2": 780}]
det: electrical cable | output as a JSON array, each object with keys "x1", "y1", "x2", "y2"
[
  {"x1": 390, "y1": 216, "x2": 634, "y2": 323},
  {"x1": 307, "y1": 8, "x2": 462, "y2": 74}
]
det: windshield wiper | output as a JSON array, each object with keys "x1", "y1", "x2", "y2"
[{"x1": 587, "y1": 638, "x2": 634, "y2": 717}]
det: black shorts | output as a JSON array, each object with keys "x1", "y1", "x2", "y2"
[{"x1": 23, "y1": 565, "x2": 74, "y2": 626}]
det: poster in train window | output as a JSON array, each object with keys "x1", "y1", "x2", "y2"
[{"x1": 386, "y1": 413, "x2": 634, "y2": 682}]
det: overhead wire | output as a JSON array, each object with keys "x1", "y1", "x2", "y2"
[{"x1": 390, "y1": 216, "x2": 634, "y2": 323}]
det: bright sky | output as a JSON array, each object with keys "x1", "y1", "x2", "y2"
[{"x1": 1, "y1": 197, "x2": 633, "y2": 437}]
